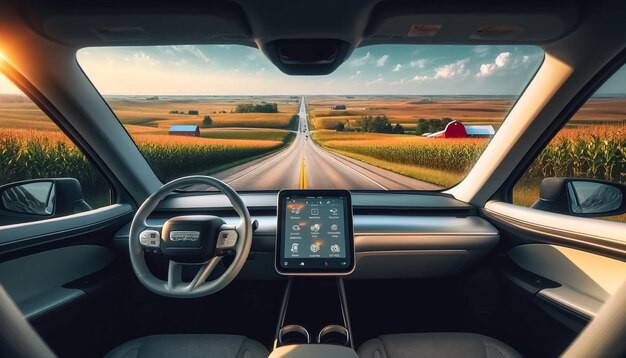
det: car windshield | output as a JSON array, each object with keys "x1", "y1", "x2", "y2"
[{"x1": 76, "y1": 45, "x2": 543, "y2": 191}]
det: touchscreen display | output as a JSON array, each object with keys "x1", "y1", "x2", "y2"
[{"x1": 276, "y1": 190, "x2": 354, "y2": 275}]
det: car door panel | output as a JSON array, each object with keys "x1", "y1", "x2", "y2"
[
  {"x1": 0, "y1": 245, "x2": 116, "y2": 319},
  {"x1": 0, "y1": 205, "x2": 133, "y2": 357},
  {"x1": 482, "y1": 200, "x2": 626, "y2": 357},
  {"x1": 508, "y1": 244, "x2": 626, "y2": 320}
]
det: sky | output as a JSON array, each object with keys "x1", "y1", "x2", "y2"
[
  {"x1": 2, "y1": 44, "x2": 625, "y2": 96},
  {"x1": 65, "y1": 44, "x2": 546, "y2": 96}
]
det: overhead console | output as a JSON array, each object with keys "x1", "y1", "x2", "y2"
[
  {"x1": 363, "y1": 0, "x2": 580, "y2": 45},
  {"x1": 276, "y1": 190, "x2": 355, "y2": 275}
]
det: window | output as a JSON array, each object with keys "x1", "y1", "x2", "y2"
[
  {"x1": 0, "y1": 72, "x2": 111, "y2": 226},
  {"x1": 513, "y1": 64, "x2": 626, "y2": 223},
  {"x1": 77, "y1": 45, "x2": 543, "y2": 191}
]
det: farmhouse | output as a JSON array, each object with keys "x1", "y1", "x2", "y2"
[
  {"x1": 425, "y1": 120, "x2": 495, "y2": 138},
  {"x1": 169, "y1": 125, "x2": 200, "y2": 137}
]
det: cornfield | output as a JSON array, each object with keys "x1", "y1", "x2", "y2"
[
  {"x1": 0, "y1": 129, "x2": 291, "y2": 207},
  {"x1": 314, "y1": 124, "x2": 626, "y2": 186},
  {"x1": 314, "y1": 132, "x2": 488, "y2": 174},
  {"x1": 523, "y1": 125, "x2": 626, "y2": 184},
  {"x1": 0, "y1": 129, "x2": 108, "y2": 206}
]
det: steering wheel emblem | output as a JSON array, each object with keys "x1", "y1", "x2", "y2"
[{"x1": 169, "y1": 231, "x2": 200, "y2": 242}]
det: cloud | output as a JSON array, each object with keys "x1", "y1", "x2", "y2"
[
  {"x1": 433, "y1": 58, "x2": 470, "y2": 79},
  {"x1": 256, "y1": 67, "x2": 266, "y2": 76},
  {"x1": 495, "y1": 52, "x2": 510, "y2": 67},
  {"x1": 133, "y1": 52, "x2": 159, "y2": 66},
  {"x1": 392, "y1": 64, "x2": 402, "y2": 72},
  {"x1": 171, "y1": 45, "x2": 214, "y2": 64},
  {"x1": 476, "y1": 52, "x2": 511, "y2": 78},
  {"x1": 376, "y1": 55, "x2": 389, "y2": 67},
  {"x1": 349, "y1": 52, "x2": 371, "y2": 67},
  {"x1": 409, "y1": 59, "x2": 427, "y2": 68},
  {"x1": 412, "y1": 58, "x2": 470, "y2": 81}
]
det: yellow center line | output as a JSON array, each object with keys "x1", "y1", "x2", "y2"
[{"x1": 299, "y1": 153, "x2": 307, "y2": 189}]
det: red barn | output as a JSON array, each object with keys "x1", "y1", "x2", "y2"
[
  {"x1": 169, "y1": 125, "x2": 200, "y2": 137},
  {"x1": 426, "y1": 121, "x2": 494, "y2": 138}
]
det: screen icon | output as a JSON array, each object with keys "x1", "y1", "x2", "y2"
[
  {"x1": 311, "y1": 208, "x2": 319, "y2": 216},
  {"x1": 330, "y1": 224, "x2": 338, "y2": 231},
  {"x1": 291, "y1": 207, "x2": 301, "y2": 214},
  {"x1": 329, "y1": 207, "x2": 338, "y2": 215},
  {"x1": 310, "y1": 244, "x2": 320, "y2": 253},
  {"x1": 290, "y1": 243, "x2": 299, "y2": 253},
  {"x1": 310, "y1": 223, "x2": 320, "y2": 233},
  {"x1": 331, "y1": 244, "x2": 340, "y2": 253},
  {"x1": 292, "y1": 225, "x2": 300, "y2": 231}
]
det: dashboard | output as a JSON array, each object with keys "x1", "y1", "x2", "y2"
[{"x1": 114, "y1": 192, "x2": 500, "y2": 280}]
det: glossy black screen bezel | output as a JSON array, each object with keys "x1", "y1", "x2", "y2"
[{"x1": 275, "y1": 189, "x2": 355, "y2": 275}]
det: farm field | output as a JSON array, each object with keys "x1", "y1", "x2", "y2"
[
  {"x1": 306, "y1": 96, "x2": 516, "y2": 131},
  {"x1": 0, "y1": 95, "x2": 299, "y2": 207},
  {"x1": 306, "y1": 96, "x2": 626, "y2": 131},
  {"x1": 108, "y1": 96, "x2": 300, "y2": 131}
]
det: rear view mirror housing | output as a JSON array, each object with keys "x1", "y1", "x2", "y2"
[
  {"x1": 531, "y1": 177, "x2": 626, "y2": 217},
  {"x1": 0, "y1": 178, "x2": 92, "y2": 225}
]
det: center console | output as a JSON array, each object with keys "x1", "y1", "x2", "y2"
[{"x1": 272, "y1": 190, "x2": 357, "y2": 356}]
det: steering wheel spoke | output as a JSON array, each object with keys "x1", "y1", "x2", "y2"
[
  {"x1": 167, "y1": 260, "x2": 184, "y2": 290},
  {"x1": 189, "y1": 257, "x2": 223, "y2": 290}
]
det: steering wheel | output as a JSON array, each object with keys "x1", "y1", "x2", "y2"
[{"x1": 128, "y1": 176, "x2": 252, "y2": 298}]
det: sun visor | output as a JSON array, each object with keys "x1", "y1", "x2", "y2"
[
  {"x1": 363, "y1": 1, "x2": 580, "y2": 45},
  {"x1": 25, "y1": 2, "x2": 253, "y2": 47}
]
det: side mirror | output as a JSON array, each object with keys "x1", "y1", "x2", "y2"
[
  {"x1": 0, "y1": 178, "x2": 92, "y2": 225},
  {"x1": 531, "y1": 177, "x2": 626, "y2": 217}
]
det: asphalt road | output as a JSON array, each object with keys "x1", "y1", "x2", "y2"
[{"x1": 211, "y1": 97, "x2": 440, "y2": 191}]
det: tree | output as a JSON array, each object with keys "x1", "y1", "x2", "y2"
[
  {"x1": 392, "y1": 123, "x2": 405, "y2": 134},
  {"x1": 188, "y1": 110, "x2": 199, "y2": 115},
  {"x1": 202, "y1": 115, "x2": 213, "y2": 127},
  {"x1": 415, "y1": 118, "x2": 428, "y2": 135},
  {"x1": 415, "y1": 117, "x2": 454, "y2": 135},
  {"x1": 359, "y1": 115, "x2": 391, "y2": 133},
  {"x1": 335, "y1": 122, "x2": 345, "y2": 132},
  {"x1": 234, "y1": 103, "x2": 279, "y2": 113}
]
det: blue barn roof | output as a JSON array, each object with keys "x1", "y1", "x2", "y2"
[{"x1": 169, "y1": 125, "x2": 199, "y2": 132}]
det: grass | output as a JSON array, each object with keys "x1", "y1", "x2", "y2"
[
  {"x1": 108, "y1": 97, "x2": 300, "y2": 130},
  {"x1": 199, "y1": 128, "x2": 293, "y2": 141},
  {"x1": 325, "y1": 148, "x2": 459, "y2": 187},
  {"x1": 313, "y1": 131, "x2": 487, "y2": 177}
]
